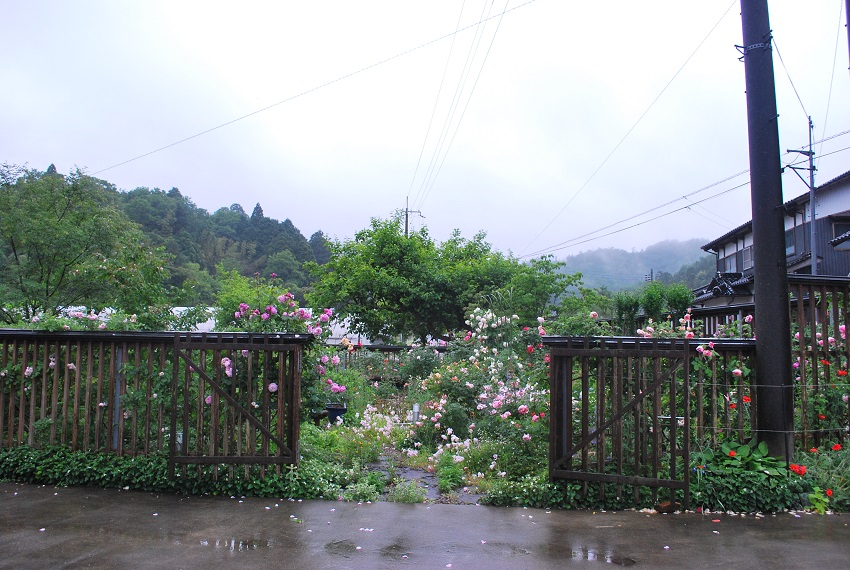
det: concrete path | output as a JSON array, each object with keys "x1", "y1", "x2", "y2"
[{"x1": 1, "y1": 482, "x2": 848, "y2": 569}]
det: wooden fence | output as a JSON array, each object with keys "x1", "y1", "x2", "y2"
[
  {"x1": 545, "y1": 336, "x2": 758, "y2": 508},
  {"x1": 0, "y1": 330, "x2": 311, "y2": 474}
]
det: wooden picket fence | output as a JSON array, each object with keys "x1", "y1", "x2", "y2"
[{"x1": 0, "y1": 330, "x2": 311, "y2": 474}]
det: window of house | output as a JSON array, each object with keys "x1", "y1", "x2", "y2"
[
  {"x1": 722, "y1": 254, "x2": 737, "y2": 273},
  {"x1": 833, "y1": 221, "x2": 850, "y2": 239},
  {"x1": 742, "y1": 246, "x2": 753, "y2": 270},
  {"x1": 785, "y1": 229, "x2": 796, "y2": 256}
]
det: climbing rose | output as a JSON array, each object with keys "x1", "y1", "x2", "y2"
[
  {"x1": 205, "y1": 395, "x2": 213, "y2": 405},
  {"x1": 268, "y1": 383, "x2": 278, "y2": 393},
  {"x1": 728, "y1": 450, "x2": 737, "y2": 457},
  {"x1": 732, "y1": 369, "x2": 742, "y2": 377},
  {"x1": 832, "y1": 444, "x2": 842, "y2": 451},
  {"x1": 589, "y1": 311, "x2": 599, "y2": 319},
  {"x1": 522, "y1": 433, "x2": 531, "y2": 442},
  {"x1": 826, "y1": 489, "x2": 833, "y2": 497}
]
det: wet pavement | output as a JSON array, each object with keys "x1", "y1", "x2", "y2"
[{"x1": 1, "y1": 482, "x2": 848, "y2": 569}]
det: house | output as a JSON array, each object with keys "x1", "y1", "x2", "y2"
[{"x1": 692, "y1": 169, "x2": 850, "y2": 332}]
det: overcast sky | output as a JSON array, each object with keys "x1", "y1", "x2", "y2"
[{"x1": 3, "y1": 1, "x2": 849, "y2": 258}]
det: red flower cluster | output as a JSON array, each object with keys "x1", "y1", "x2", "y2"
[
  {"x1": 837, "y1": 369, "x2": 848, "y2": 376},
  {"x1": 789, "y1": 463, "x2": 807, "y2": 476},
  {"x1": 742, "y1": 395, "x2": 752, "y2": 403},
  {"x1": 729, "y1": 403, "x2": 737, "y2": 410},
  {"x1": 832, "y1": 443, "x2": 843, "y2": 451},
  {"x1": 820, "y1": 359, "x2": 831, "y2": 366}
]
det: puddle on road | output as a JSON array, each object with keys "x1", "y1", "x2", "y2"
[
  {"x1": 568, "y1": 549, "x2": 636, "y2": 566},
  {"x1": 198, "y1": 538, "x2": 273, "y2": 552},
  {"x1": 379, "y1": 538, "x2": 413, "y2": 559},
  {"x1": 543, "y1": 544, "x2": 636, "y2": 566},
  {"x1": 324, "y1": 539, "x2": 359, "y2": 558}
]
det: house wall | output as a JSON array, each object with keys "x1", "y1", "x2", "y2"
[{"x1": 712, "y1": 177, "x2": 850, "y2": 276}]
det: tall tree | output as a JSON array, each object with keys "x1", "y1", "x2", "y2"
[
  {"x1": 306, "y1": 217, "x2": 566, "y2": 343},
  {"x1": 0, "y1": 164, "x2": 168, "y2": 319}
]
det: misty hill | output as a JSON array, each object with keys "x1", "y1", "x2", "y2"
[{"x1": 557, "y1": 239, "x2": 714, "y2": 291}]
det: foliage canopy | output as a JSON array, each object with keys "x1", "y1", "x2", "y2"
[
  {"x1": 0, "y1": 164, "x2": 169, "y2": 321},
  {"x1": 306, "y1": 217, "x2": 571, "y2": 343}
]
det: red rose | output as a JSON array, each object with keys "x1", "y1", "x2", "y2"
[
  {"x1": 729, "y1": 403, "x2": 737, "y2": 409},
  {"x1": 832, "y1": 444, "x2": 842, "y2": 451},
  {"x1": 728, "y1": 450, "x2": 737, "y2": 457},
  {"x1": 810, "y1": 447, "x2": 818, "y2": 453},
  {"x1": 826, "y1": 488, "x2": 833, "y2": 497},
  {"x1": 818, "y1": 414, "x2": 826, "y2": 420},
  {"x1": 743, "y1": 395, "x2": 751, "y2": 403}
]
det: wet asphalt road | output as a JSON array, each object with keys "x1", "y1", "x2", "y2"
[{"x1": 1, "y1": 482, "x2": 848, "y2": 569}]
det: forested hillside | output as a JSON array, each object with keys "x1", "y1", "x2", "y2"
[
  {"x1": 557, "y1": 239, "x2": 714, "y2": 290},
  {"x1": 117, "y1": 188, "x2": 330, "y2": 304}
]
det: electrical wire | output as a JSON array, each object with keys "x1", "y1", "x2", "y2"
[
  {"x1": 522, "y1": 168, "x2": 750, "y2": 259},
  {"x1": 519, "y1": 0, "x2": 738, "y2": 256},
  {"x1": 522, "y1": 130, "x2": 850, "y2": 260},
  {"x1": 523, "y1": 182, "x2": 750, "y2": 257},
  {"x1": 411, "y1": 0, "x2": 496, "y2": 211},
  {"x1": 92, "y1": 0, "x2": 540, "y2": 176},
  {"x1": 414, "y1": 0, "x2": 510, "y2": 211},
  {"x1": 816, "y1": 0, "x2": 846, "y2": 169},
  {"x1": 773, "y1": 37, "x2": 810, "y2": 121},
  {"x1": 406, "y1": 2, "x2": 468, "y2": 202}
]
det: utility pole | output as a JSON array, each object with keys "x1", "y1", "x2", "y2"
[
  {"x1": 787, "y1": 117, "x2": 817, "y2": 275},
  {"x1": 404, "y1": 197, "x2": 423, "y2": 238},
  {"x1": 739, "y1": 0, "x2": 794, "y2": 458},
  {"x1": 846, "y1": 0, "x2": 850, "y2": 72}
]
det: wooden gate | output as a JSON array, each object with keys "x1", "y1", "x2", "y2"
[
  {"x1": 546, "y1": 337, "x2": 693, "y2": 507},
  {"x1": 169, "y1": 332, "x2": 307, "y2": 476}
]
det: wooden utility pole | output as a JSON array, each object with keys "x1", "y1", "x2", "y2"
[{"x1": 739, "y1": 0, "x2": 794, "y2": 459}]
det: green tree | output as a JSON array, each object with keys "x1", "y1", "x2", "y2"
[
  {"x1": 640, "y1": 281, "x2": 667, "y2": 322},
  {"x1": 0, "y1": 164, "x2": 168, "y2": 320},
  {"x1": 307, "y1": 218, "x2": 563, "y2": 343},
  {"x1": 664, "y1": 282, "x2": 694, "y2": 321},
  {"x1": 613, "y1": 290, "x2": 641, "y2": 334}
]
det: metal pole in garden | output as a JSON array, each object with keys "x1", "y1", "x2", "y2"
[{"x1": 739, "y1": 0, "x2": 795, "y2": 459}]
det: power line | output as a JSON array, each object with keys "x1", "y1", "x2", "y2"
[
  {"x1": 816, "y1": 0, "x2": 846, "y2": 169},
  {"x1": 773, "y1": 37, "x2": 810, "y2": 120},
  {"x1": 93, "y1": 0, "x2": 540, "y2": 176},
  {"x1": 413, "y1": 0, "x2": 510, "y2": 211},
  {"x1": 406, "y1": 2, "x2": 468, "y2": 201},
  {"x1": 518, "y1": 0, "x2": 738, "y2": 256},
  {"x1": 523, "y1": 182, "x2": 750, "y2": 257},
  {"x1": 522, "y1": 168, "x2": 750, "y2": 259},
  {"x1": 411, "y1": 0, "x2": 497, "y2": 210},
  {"x1": 521, "y1": 131, "x2": 850, "y2": 260}
]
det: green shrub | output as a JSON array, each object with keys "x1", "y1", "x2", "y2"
[
  {"x1": 387, "y1": 478, "x2": 426, "y2": 503},
  {"x1": 690, "y1": 441, "x2": 809, "y2": 512}
]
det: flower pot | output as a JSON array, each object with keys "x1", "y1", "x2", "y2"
[{"x1": 326, "y1": 403, "x2": 347, "y2": 422}]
